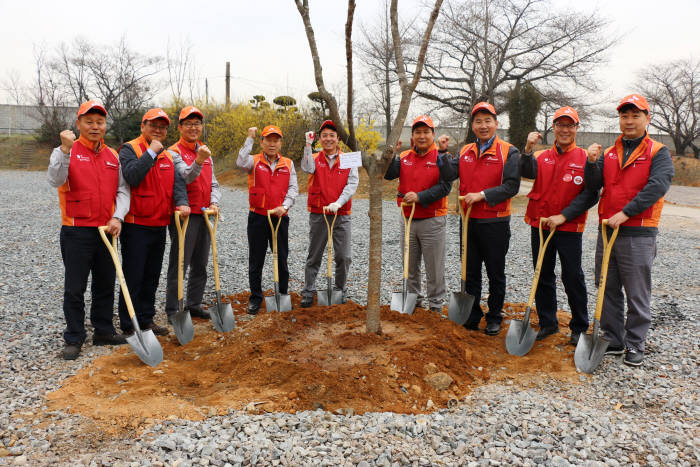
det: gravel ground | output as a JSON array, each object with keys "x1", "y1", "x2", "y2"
[{"x1": 0, "y1": 170, "x2": 698, "y2": 466}]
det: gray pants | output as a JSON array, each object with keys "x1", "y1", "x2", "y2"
[
  {"x1": 165, "y1": 214, "x2": 211, "y2": 315},
  {"x1": 595, "y1": 233, "x2": 657, "y2": 352},
  {"x1": 301, "y1": 213, "x2": 352, "y2": 297},
  {"x1": 400, "y1": 216, "x2": 447, "y2": 308}
]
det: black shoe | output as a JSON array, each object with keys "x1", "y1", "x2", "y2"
[
  {"x1": 93, "y1": 332, "x2": 127, "y2": 346},
  {"x1": 248, "y1": 301, "x2": 261, "y2": 315},
  {"x1": 536, "y1": 325, "x2": 559, "y2": 341},
  {"x1": 485, "y1": 322, "x2": 501, "y2": 336},
  {"x1": 144, "y1": 323, "x2": 170, "y2": 336},
  {"x1": 623, "y1": 349, "x2": 644, "y2": 366},
  {"x1": 569, "y1": 332, "x2": 580, "y2": 346},
  {"x1": 300, "y1": 296, "x2": 314, "y2": 308},
  {"x1": 430, "y1": 306, "x2": 443, "y2": 314},
  {"x1": 188, "y1": 307, "x2": 211, "y2": 320},
  {"x1": 62, "y1": 343, "x2": 82, "y2": 360},
  {"x1": 605, "y1": 345, "x2": 625, "y2": 356}
]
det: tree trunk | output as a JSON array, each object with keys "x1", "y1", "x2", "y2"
[{"x1": 364, "y1": 153, "x2": 386, "y2": 334}]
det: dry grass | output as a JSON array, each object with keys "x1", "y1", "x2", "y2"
[{"x1": 673, "y1": 156, "x2": 700, "y2": 187}]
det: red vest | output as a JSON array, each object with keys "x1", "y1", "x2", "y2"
[
  {"x1": 168, "y1": 139, "x2": 212, "y2": 214},
  {"x1": 307, "y1": 151, "x2": 352, "y2": 215},
  {"x1": 57, "y1": 136, "x2": 120, "y2": 227},
  {"x1": 525, "y1": 145, "x2": 588, "y2": 232},
  {"x1": 458, "y1": 137, "x2": 513, "y2": 218},
  {"x1": 123, "y1": 135, "x2": 175, "y2": 227},
  {"x1": 598, "y1": 134, "x2": 665, "y2": 227},
  {"x1": 396, "y1": 143, "x2": 448, "y2": 219},
  {"x1": 247, "y1": 153, "x2": 292, "y2": 216}
]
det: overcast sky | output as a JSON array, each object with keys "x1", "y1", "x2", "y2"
[{"x1": 2, "y1": 0, "x2": 698, "y2": 127}]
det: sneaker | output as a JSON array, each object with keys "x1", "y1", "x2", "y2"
[
  {"x1": 623, "y1": 348, "x2": 644, "y2": 366},
  {"x1": 93, "y1": 332, "x2": 127, "y2": 346},
  {"x1": 144, "y1": 323, "x2": 170, "y2": 336},
  {"x1": 605, "y1": 345, "x2": 625, "y2": 356},
  {"x1": 300, "y1": 296, "x2": 314, "y2": 308},
  {"x1": 62, "y1": 343, "x2": 82, "y2": 360},
  {"x1": 536, "y1": 325, "x2": 559, "y2": 341},
  {"x1": 569, "y1": 332, "x2": 580, "y2": 346}
]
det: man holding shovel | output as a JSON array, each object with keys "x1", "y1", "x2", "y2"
[
  {"x1": 520, "y1": 107, "x2": 599, "y2": 346},
  {"x1": 48, "y1": 100, "x2": 130, "y2": 360},
  {"x1": 300, "y1": 120, "x2": 358, "y2": 307},
  {"x1": 119, "y1": 108, "x2": 190, "y2": 337},
  {"x1": 237, "y1": 126, "x2": 298, "y2": 314},
  {"x1": 384, "y1": 115, "x2": 453, "y2": 312},
  {"x1": 584, "y1": 94, "x2": 673, "y2": 366},
  {"x1": 164, "y1": 106, "x2": 221, "y2": 324},
  {"x1": 450, "y1": 102, "x2": 521, "y2": 336}
]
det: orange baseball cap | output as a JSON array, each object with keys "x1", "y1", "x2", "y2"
[
  {"x1": 412, "y1": 115, "x2": 435, "y2": 129},
  {"x1": 553, "y1": 106, "x2": 579, "y2": 124},
  {"x1": 77, "y1": 100, "x2": 106, "y2": 118},
  {"x1": 616, "y1": 94, "x2": 650, "y2": 112},
  {"x1": 261, "y1": 125, "x2": 283, "y2": 138},
  {"x1": 142, "y1": 108, "x2": 171, "y2": 125},
  {"x1": 178, "y1": 105, "x2": 204, "y2": 122},
  {"x1": 471, "y1": 102, "x2": 497, "y2": 117}
]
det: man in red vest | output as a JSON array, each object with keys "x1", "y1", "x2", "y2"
[
  {"x1": 585, "y1": 94, "x2": 673, "y2": 366},
  {"x1": 384, "y1": 115, "x2": 453, "y2": 312},
  {"x1": 450, "y1": 102, "x2": 521, "y2": 336},
  {"x1": 300, "y1": 120, "x2": 358, "y2": 307},
  {"x1": 521, "y1": 107, "x2": 599, "y2": 345},
  {"x1": 164, "y1": 106, "x2": 221, "y2": 323},
  {"x1": 119, "y1": 108, "x2": 190, "y2": 337},
  {"x1": 237, "y1": 125, "x2": 299, "y2": 314},
  {"x1": 48, "y1": 100, "x2": 130, "y2": 360}
]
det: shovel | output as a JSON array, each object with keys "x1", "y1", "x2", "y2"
[
  {"x1": 391, "y1": 202, "x2": 418, "y2": 315},
  {"x1": 575, "y1": 220, "x2": 619, "y2": 373},
  {"x1": 448, "y1": 198, "x2": 475, "y2": 325},
  {"x1": 317, "y1": 206, "x2": 344, "y2": 306},
  {"x1": 98, "y1": 226, "x2": 163, "y2": 367},
  {"x1": 203, "y1": 209, "x2": 235, "y2": 333},
  {"x1": 172, "y1": 211, "x2": 194, "y2": 345},
  {"x1": 265, "y1": 210, "x2": 292, "y2": 312},
  {"x1": 506, "y1": 218, "x2": 557, "y2": 356}
]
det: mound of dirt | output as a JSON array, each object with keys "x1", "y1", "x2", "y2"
[{"x1": 47, "y1": 293, "x2": 579, "y2": 431}]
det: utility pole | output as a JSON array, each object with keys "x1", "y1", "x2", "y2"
[{"x1": 225, "y1": 62, "x2": 231, "y2": 107}]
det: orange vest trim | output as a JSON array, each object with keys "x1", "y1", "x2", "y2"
[
  {"x1": 458, "y1": 137, "x2": 512, "y2": 219},
  {"x1": 307, "y1": 150, "x2": 352, "y2": 215},
  {"x1": 247, "y1": 153, "x2": 292, "y2": 216}
]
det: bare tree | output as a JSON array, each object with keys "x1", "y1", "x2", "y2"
[
  {"x1": 51, "y1": 39, "x2": 93, "y2": 105},
  {"x1": 32, "y1": 44, "x2": 72, "y2": 144},
  {"x1": 295, "y1": 0, "x2": 443, "y2": 333},
  {"x1": 166, "y1": 36, "x2": 195, "y2": 104},
  {"x1": 2, "y1": 69, "x2": 26, "y2": 105},
  {"x1": 415, "y1": 0, "x2": 612, "y2": 140},
  {"x1": 637, "y1": 58, "x2": 700, "y2": 157},
  {"x1": 535, "y1": 88, "x2": 601, "y2": 144}
]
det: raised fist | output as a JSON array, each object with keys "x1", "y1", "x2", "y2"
[
  {"x1": 60, "y1": 130, "x2": 76, "y2": 154},
  {"x1": 587, "y1": 143, "x2": 603, "y2": 162},
  {"x1": 149, "y1": 140, "x2": 164, "y2": 154},
  {"x1": 196, "y1": 144, "x2": 211, "y2": 164},
  {"x1": 248, "y1": 127, "x2": 258, "y2": 139},
  {"x1": 305, "y1": 131, "x2": 315, "y2": 145},
  {"x1": 524, "y1": 131, "x2": 542, "y2": 153},
  {"x1": 437, "y1": 134, "x2": 450, "y2": 151}
]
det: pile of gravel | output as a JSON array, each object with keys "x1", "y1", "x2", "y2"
[{"x1": 0, "y1": 170, "x2": 697, "y2": 466}]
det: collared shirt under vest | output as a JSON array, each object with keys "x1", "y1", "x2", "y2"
[
  {"x1": 397, "y1": 143, "x2": 448, "y2": 219},
  {"x1": 57, "y1": 136, "x2": 120, "y2": 227},
  {"x1": 122, "y1": 135, "x2": 175, "y2": 227},
  {"x1": 307, "y1": 151, "x2": 352, "y2": 215},
  {"x1": 599, "y1": 134, "x2": 665, "y2": 228},
  {"x1": 248, "y1": 153, "x2": 293, "y2": 216},
  {"x1": 459, "y1": 137, "x2": 513, "y2": 219},
  {"x1": 168, "y1": 138, "x2": 212, "y2": 214},
  {"x1": 525, "y1": 144, "x2": 588, "y2": 232}
]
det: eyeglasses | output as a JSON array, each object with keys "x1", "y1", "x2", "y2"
[
  {"x1": 181, "y1": 122, "x2": 203, "y2": 129},
  {"x1": 147, "y1": 122, "x2": 169, "y2": 131},
  {"x1": 554, "y1": 122, "x2": 578, "y2": 129}
]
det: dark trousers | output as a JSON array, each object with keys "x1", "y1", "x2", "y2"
[
  {"x1": 530, "y1": 226, "x2": 588, "y2": 333},
  {"x1": 60, "y1": 226, "x2": 117, "y2": 344},
  {"x1": 247, "y1": 211, "x2": 289, "y2": 305},
  {"x1": 462, "y1": 220, "x2": 511, "y2": 325},
  {"x1": 165, "y1": 214, "x2": 211, "y2": 315},
  {"x1": 118, "y1": 223, "x2": 166, "y2": 332}
]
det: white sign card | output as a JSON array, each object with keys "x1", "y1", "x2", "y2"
[{"x1": 339, "y1": 151, "x2": 362, "y2": 169}]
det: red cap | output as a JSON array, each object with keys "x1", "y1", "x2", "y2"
[
  {"x1": 471, "y1": 102, "x2": 497, "y2": 117},
  {"x1": 616, "y1": 94, "x2": 650, "y2": 112},
  {"x1": 319, "y1": 120, "x2": 337, "y2": 132},
  {"x1": 178, "y1": 105, "x2": 204, "y2": 122},
  {"x1": 77, "y1": 100, "x2": 106, "y2": 118},
  {"x1": 142, "y1": 108, "x2": 171, "y2": 125},
  {"x1": 261, "y1": 125, "x2": 283, "y2": 138},
  {"x1": 412, "y1": 115, "x2": 435, "y2": 129},
  {"x1": 553, "y1": 106, "x2": 579, "y2": 124}
]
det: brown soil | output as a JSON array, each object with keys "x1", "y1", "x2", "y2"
[{"x1": 47, "y1": 293, "x2": 579, "y2": 432}]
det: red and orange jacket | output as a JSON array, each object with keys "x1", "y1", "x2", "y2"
[
  {"x1": 247, "y1": 153, "x2": 294, "y2": 216},
  {"x1": 307, "y1": 151, "x2": 352, "y2": 215},
  {"x1": 168, "y1": 139, "x2": 212, "y2": 214}
]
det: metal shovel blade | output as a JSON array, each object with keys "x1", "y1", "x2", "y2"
[
  {"x1": 390, "y1": 289, "x2": 418, "y2": 315},
  {"x1": 126, "y1": 317, "x2": 163, "y2": 367},
  {"x1": 265, "y1": 283, "x2": 292, "y2": 312},
  {"x1": 505, "y1": 306, "x2": 537, "y2": 357},
  {"x1": 574, "y1": 323, "x2": 610, "y2": 374},
  {"x1": 172, "y1": 301, "x2": 194, "y2": 345},
  {"x1": 318, "y1": 278, "x2": 344, "y2": 306},
  {"x1": 448, "y1": 291, "x2": 475, "y2": 325},
  {"x1": 211, "y1": 290, "x2": 235, "y2": 333}
]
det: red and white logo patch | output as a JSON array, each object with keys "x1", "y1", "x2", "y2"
[
  {"x1": 573, "y1": 175, "x2": 583, "y2": 185},
  {"x1": 563, "y1": 173, "x2": 573, "y2": 182},
  {"x1": 76, "y1": 154, "x2": 91, "y2": 162}
]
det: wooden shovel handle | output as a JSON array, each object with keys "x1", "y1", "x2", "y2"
[
  {"x1": 527, "y1": 218, "x2": 557, "y2": 307},
  {"x1": 267, "y1": 210, "x2": 283, "y2": 282},
  {"x1": 594, "y1": 220, "x2": 620, "y2": 321},
  {"x1": 98, "y1": 226, "x2": 137, "y2": 320},
  {"x1": 322, "y1": 206, "x2": 338, "y2": 278},
  {"x1": 203, "y1": 209, "x2": 222, "y2": 292}
]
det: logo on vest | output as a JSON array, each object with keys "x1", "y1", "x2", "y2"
[
  {"x1": 402, "y1": 159, "x2": 413, "y2": 166},
  {"x1": 76, "y1": 154, "x2": 91, "y2": 162},
  {"x1": 563, "y1": 173, "x2": 573, "y2": 182},
  {"x1": 463, "y1": 154, "x2": 474, "y2": 162},
  {"x1": 569, "y1": 163, "x2": 584, "y2": 169},
  {"x1": 257, "y1": 164, "x2": 271, "y2": 173},
  {"x1": 485, "y1": 156, "x2": 499, "y2": 162},
  {"x1": 106, "y1": 161, "x2": 118, "y2": 168},
  {"x1": 608, "y1": 152, "x2": 617, "y2": 160},
  {"x1": 573, "y1": 175, "x2": 583, "y2": 185},
  {"x1": 159, "y1": 163, "x2": 171, "y2": 169},
  {"x1": 276, "y1": 168, "x2": 289, "y2": 174},
  {"x1": 544, "y1": 157, "x2": 555, "y2": 165}
]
